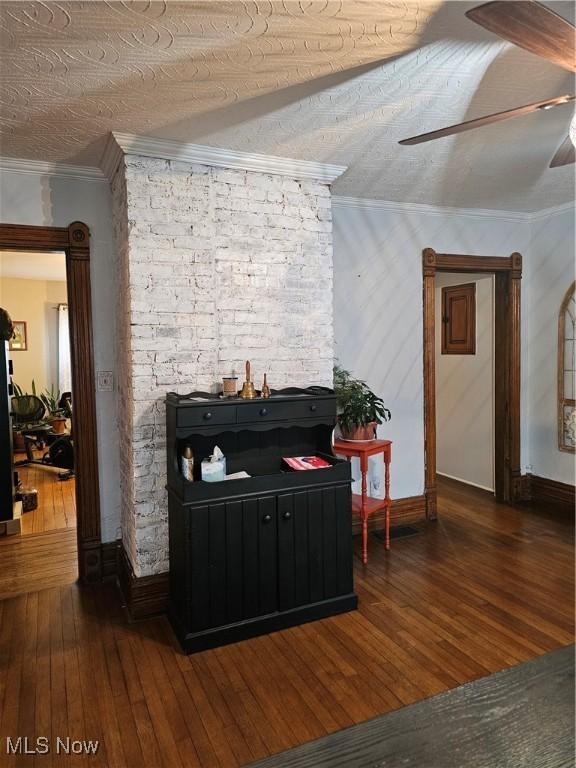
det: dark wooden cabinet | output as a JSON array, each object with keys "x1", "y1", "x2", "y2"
[{"x1": 166, "y1": 389, "x2": 357, "y2": 654}]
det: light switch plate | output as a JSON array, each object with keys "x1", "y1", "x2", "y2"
[{"x1": 97, "y1": 371, "x2": 114, "y2": 391}]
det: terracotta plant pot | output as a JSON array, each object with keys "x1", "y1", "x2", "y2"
[
  {"x1": 49, "y1": 417, "x2": 67, "y2": 434},
  {"x1": 340, "y1": 421, "x2": 377, "y2": 441}
]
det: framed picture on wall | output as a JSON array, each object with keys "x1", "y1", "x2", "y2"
[{"x1": 9, "y1": 321, "x2": 27, "y2": 351}]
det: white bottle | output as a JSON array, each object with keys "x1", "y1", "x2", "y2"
[{"x1": 181, "y1": 445, "x2": 194, "y2": 482}]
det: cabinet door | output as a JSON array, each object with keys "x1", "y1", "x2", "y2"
[
  {"x1": 220, "y1": 497, "x2": 278, "y2": 624},
  {"x1": 278, "y1": 484, "x2": 354, "y2": 611},
  {"x1": 189, "y1": 496, "x2": 278, "y2": 630}
]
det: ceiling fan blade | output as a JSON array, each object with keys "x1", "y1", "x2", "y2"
[
  {"x1": 399, "y1": 94, "x2": 574, "y2": 146},
  {"x1": 466, "y1": 1, "x2": 575, "y2": 72},
  {"x1": 550, "y1": 134, "x2": 575, "y2": 167}
]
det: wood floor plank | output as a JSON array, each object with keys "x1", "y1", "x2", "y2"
[
  {"x1": 0, "y1": 477, "x2": 572, "y2": 767},
  {"x1": 1, "y1": 595, "x2": 27, "y2": 768},
  {"x1": 248, "y1": 645, "x2": 575, "y2": 768},
  {"x1": 16, "y1": 452, "x2": 76, "y2": 536},
  {"x1": 0, "y1": 528, "x2": 77, "y2": 600},
  {"x1": 16, "y1": 591, "x2": 38, "y2": 768}
]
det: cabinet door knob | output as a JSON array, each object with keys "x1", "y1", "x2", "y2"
[
  {"x1": 259, "y1": 408, "x2": 268, "y2": 416},
  {"x1": 282, "y1": 510, "x2": 292, "y2": 520},
  {"x1": 310, "y1": 404, "x2": 317, "y2": 412},
  {"x1": 203, "y1": 411, "x2": 212, "y2": 420},
  {"x1": 262, "y1": 514, "x2": 272, "y2": 524}
]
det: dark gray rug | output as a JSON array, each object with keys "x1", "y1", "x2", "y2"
[
  {"x1": 373, "y1": 525, "x2": 422, "y2": 541},
  {"x1": 248, "y1": 645, "x2": 575, "y2": 768}
]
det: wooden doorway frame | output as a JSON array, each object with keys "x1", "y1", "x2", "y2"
[
  {"x1": 423, "y1": 248, "x2": 522, "y2": 519},
  {"x1": 0, "y1": 222, "x2": 102, "y2": 582}
]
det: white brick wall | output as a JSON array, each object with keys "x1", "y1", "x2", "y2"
[{"x1": 112, "y1": 154, "x2": 335, "y2": 576}]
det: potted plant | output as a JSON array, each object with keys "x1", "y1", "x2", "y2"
[
  {"x1": 40, "y1": 384, "x2": 67, "y2": 434},
  {"x1": 333, "y1": 365, "x2": 391, "y2": 441},
  {"x1": 11, "y1": 381, "x2": 39, "y2": 450}
]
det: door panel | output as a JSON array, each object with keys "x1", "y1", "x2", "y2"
[{"x1": 442, "y1": 283, "x2": 476, "y2": 355}]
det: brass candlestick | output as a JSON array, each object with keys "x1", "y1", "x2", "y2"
[
  {"x1": 261, "y1": 373, "x2": 271, "y2": 399},
  {"x1": 239, "y1": 360, "x2": 257, "y2": 399}
]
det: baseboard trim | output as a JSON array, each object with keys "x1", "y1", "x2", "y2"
[
  {"x1": 352, "y1": 494, "x2": 427, "y2": 534},
  {"x1": 117, "y1": 544, "x2": 169, "y2": 621},
  {"x1": 436, "y1": 472, "x2": 494, "y2": 493},
  {"x1": 101, "y1": 540, "x2": 120, "y2": 582},
  {"x1": 524, "y1": 474, "x2": 575, "y2": 511}
]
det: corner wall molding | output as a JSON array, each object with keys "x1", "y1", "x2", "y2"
[
  {"x1": 1, "y1": 151, "x2": 573, "y2": 221},
  {"x1": 101, "y1": 132, "x2": 348, "y2": 183},
  {"x1": 331, "y1": 195, "x2": 535, "y2": 223},
  {"x1": 100, "y1": 133, "x2": 124, "y2": 180},
  {"x1": 529, "y1": 201, "x2": 575, "y2": 222},
  {"x1": 0, "y1": 156, "x2": 106, "y2": 182}
]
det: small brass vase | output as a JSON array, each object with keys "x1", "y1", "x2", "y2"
[{"x1": 261, "y1": 373, "x2": 271, "y2": 399}]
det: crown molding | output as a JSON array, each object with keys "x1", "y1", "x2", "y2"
[
  {"x1": 101, "y1": 132, "x2": 347, "y2": 183},
  {"x1": 0, "y1": 156, "x2": 106, "y2": 181},
  {"x1": 331, "y1": 195, "x2": 532, "y2": 222},
  {"x1": 529, "y1": 201, "x2": 575, "y2": 222},
  {"x1": 100, "y1": 133, "x2": 125, "y2": 180},
  {"x1": 332, "y1": 195, "x2": 576, "y2": 222}
]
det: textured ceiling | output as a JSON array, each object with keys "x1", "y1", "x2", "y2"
[{"x1": 0, "y1": 0, "x2": 574, "y2": 211}]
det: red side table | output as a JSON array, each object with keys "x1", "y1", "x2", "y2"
[{"x1": 333, "y1": 439, "x2": 392, "y2": 564}]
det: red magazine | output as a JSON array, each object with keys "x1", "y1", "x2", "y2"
[{"x1": 283, "y1": 456, "x2": 331, "y2": 471}]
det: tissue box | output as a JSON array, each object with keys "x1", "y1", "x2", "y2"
[{"x1": 201, "y1": 457, "x2": 226, "y2": 482}]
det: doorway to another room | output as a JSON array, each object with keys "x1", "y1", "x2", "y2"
[
  {"x1": 0, "y1": 222, "x2": 102, "y2": 597},
  {"x1": 435, "y1": 272, "x2": 495, "y2": 495},
  {"x1": 1, "y1": 249, "x2": 76, "y2": 537},
  {"x1": 422, "y1": 249, "x2": 522, "y2": 519}
]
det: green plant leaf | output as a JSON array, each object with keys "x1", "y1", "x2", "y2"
[{"x1": 333, "y1": 363, "x2": 390, "y2": 429}]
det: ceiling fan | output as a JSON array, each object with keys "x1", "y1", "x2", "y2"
[{"x1": 399, "y1": 0, "x2": 575, "y2": 168}]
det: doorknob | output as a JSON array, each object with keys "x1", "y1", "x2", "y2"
[
  {"x1": 282, "y1": 510, "x2": 292, "y2": 520},
  {"x1": 262, "y1": 514, "x2": 272, "y2": 524}
]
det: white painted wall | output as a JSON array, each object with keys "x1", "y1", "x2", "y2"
[
  {"x1": 0, "y1": 170, "x2": 121, "y2": 541},
  {"x1": 526, "y1": 207, "x2": 576, "y2": 485},
  {"x1": 332, "y1": 200, "x2": 531, "y2": 500},
  {"x1": 0, "y1": 166, "x2": 571, "y2": 553},
  {"x1": 435, "y1": 273, "x2": 494, "y2": 491}
]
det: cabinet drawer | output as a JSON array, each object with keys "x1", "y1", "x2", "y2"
[
  {"x1": 237, "y1": 398, "x2": 334, "y2": 423},
  {"x1": 177, "y1": 404, "x2": 236, "y2": 428}
]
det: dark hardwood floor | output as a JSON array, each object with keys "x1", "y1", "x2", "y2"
[
  {"x1": 249, "y1": 644, "x2": 575, "y2": 768},
  {"x1": 0, "y1": 477, "x2": 573, "y2": 767},
  {"x1": 0, "y1": 527, "x2": 77, "y2": 601},
  {"x1": 16, "y1": 452, "x2": 77, "y2": 535}
]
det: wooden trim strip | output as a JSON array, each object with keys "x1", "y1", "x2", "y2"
[
  {"x1": 558, "y1": 281, "x2": 576, "y2": 453},
  {"x1": 422, "y1": 248, "x2": 522, "y2": 510},
  {"x1": 0, "y1": 224, "x2": 70, "y2": 250},
  {"x1": 353, "y1": 495, "x2": 426, "y2": 534},
  {"x1": 0, "y1": 221, "x2": 102, "y2": 582},
  {"x1": 525, "y1": 474, "x2": 575, "y2": 511},
  {"x1": 101, "y1": 541, "x2": 120, "y2": 581},
  {"x1": 434, "y1": 254, "x2": 515, "y2": 272},
  {"x1": 117, "y1": 544, "x2": 169, "y2": 620}
]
